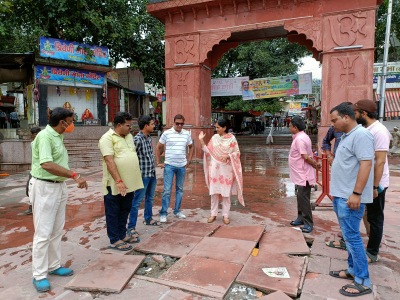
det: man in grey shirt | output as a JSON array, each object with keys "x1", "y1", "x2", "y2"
[{"x1": 328, "y1": 102, "x2": 374, "y2": 297}]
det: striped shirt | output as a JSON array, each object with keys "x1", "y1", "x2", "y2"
[
  {"x1": 159, "y1": 127, "x2": 193, "y2": 167},
  {"x1": 134, "y1": 131, "x2": 156, "y2": 178}
]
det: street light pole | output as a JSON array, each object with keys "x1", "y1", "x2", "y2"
[{"x1": 378, "y1": 0, "x2": 393, "y2": 122}]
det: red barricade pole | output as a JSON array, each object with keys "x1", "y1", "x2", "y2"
[{"x1": 312, "y1": 153, "x2": 332, "y2": 209}]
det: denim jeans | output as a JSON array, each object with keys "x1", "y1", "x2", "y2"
[
  {"x1": 333, "y1": 197, "x2": 370, "y2": 287},
  {"x1": 104, "y1": 187, "x2": 133, "y2": 244},
  {"x1": 127, "y1": 176, "x2": 156, "y2": 229},
  {"x1": 366, "y1": 188, "x2": 387, "y2": 256},
  {"x1": 159, "y1": 164, "x2": 186, "y2": 216}
]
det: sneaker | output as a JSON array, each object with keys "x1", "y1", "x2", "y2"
[
  {"x1": 174, "y1": 212, "x2": 186, "y2": 219},
  {"x1": 33, "y1": 278, "x2": 50, "y2": 293},
  {"x1": 160, "y1": 215, "x2": 167, "y2": 223}
]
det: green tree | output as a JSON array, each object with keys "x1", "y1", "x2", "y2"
[
  {"x1": 211, "y1": 39, "x2": 309, "y2": 112},
  {"x1": 375, "y1": 0, "x2": 400, "y2": 61},
  {"x1": 0, "y1": 0, "x2": 165, "y2": 86}
]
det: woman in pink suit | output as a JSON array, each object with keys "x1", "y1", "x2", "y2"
[{"x1": 198, "y1": 118, "x2": 244, "y2": 225}]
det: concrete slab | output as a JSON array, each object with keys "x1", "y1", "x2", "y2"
[
  {"x1": 307, "y1": 255, "x2": 331, "y2": 275},
  {"x1": 105, "y1": 277, "x2": 171, "y2": 300},
  {"x1": 53, "y1": 290, "x2": 93, "y2": 300},
  {"x1": 134, "y1": 231, "x2": 203, "y2": 258},
  {"x1": 211, "y1": 225, "x2": 265, "y2": 242},
  {"x1": 311, "y1": 238, "x2": 348, "y2": 260},
  {"x1": 259, "y1": 227, "x2": 310, "y2": 255},
  {"x1": 301, "y1": 273, "x2": 374, "y2": 300},
  {"x1": 162, "y1": 289, "x2": 194, "y2": 299},
  {"x1": 0, "y1": 279, "x2": 67, "y2": 300},
  {"x1": 188, "y1": 236, "x2": 254, "y2": 265},
  {"x1": 65, "y1": 253, "x2": 145, "y2": 293},
  {"x1": 135, "y1": 275, "x2": 223, "y2": 299},
  {"x1": 369, "y1": 264, "x2": 399, "y2": 290},
  {"x1": 258, "y1": 290, "x2": 292, "y2": 299},
  {"x1": 164, "y1": 220, "x2": 220, "y2": 237},
  {"x1": 159, "y1": 255, "x2": 242, "y2": 298},
  {"x1": 236, "y1": 252, "x2": 306, "y2": 297}
]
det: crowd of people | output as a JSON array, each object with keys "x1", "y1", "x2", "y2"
[{"x1": 25, "y1": 99, "x2": 396, "y2": 297}]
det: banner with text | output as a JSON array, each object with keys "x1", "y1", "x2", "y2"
[
  {"x1": 39, "y1": 37, "x2": 109, "y2": 66},
  {"x1": 211, "y1": 76, "x2": 249, "y2": 96},
  {"x1": 242, "y1": 73, "x2": 312, "y2": 100},
  {"x1": 35, "y1": 65, "x2": 105, "y2": 85}
]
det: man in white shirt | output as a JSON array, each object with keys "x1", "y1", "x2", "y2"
[
  {"x1": 156, "y1": 114, "x2": 194, "y2": 223},
  {"x1": 353, "y1": 99, "x2": 391, "y2": 263}
]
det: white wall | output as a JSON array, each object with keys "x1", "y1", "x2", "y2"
[{"x1": 47, "y1": 86, "x2": 98, "y2": 121}]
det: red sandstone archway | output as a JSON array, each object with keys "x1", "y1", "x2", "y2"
[{"x1": 147, "y1": 0, "x2": 382, "y2": 155}]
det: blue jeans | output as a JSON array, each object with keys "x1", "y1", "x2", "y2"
[
  {"x1": 159, "y1": 164, "x2": 186, "y2": 216},
  {"x1": 127, "y1": 176, "x2": 157, "y2": 229},
  {"x1": 104, "y1": 187, "x2": 133, "y2": 244},
  {"x1": 333, "y1": 197, "x2": 370, "y2": 287}
]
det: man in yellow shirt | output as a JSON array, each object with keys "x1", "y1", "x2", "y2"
[
  {"x1": 99, "y1": 112, "x2": 143, "y2": 251},
  {"x1": 30, "y1": 108, "x2": 88, "y2": 293}
]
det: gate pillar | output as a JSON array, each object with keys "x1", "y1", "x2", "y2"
[
  {"x1": 165, "y1": 31, "x2": 232, "y2": 157},
  {"x1": 319, "y1": 9, "x2": 376, "y2": 141}
]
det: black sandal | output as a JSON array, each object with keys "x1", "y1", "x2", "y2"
[
  {"x1": 143, "y1": 219, "x2": 161, "y2": 226},
  {"x1": 123, "y1": 235, "x2": 140, "y2": 244},
  {"x1": 339, "y1": 281, "x2": 372, "y2": 297},
  {"x1": 329, "y1": 270, "x2": 354, "y2": 280},
  {"x1": 109, "y1": 241, "x2": 132, "y2": 251},
  {"x1": 127, "y1": 228, "x2": 140, "y2": 238}
]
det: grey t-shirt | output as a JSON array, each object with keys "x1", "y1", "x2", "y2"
[{"x1": 331, "y1": 124, "x2": 374, "y2": 203}]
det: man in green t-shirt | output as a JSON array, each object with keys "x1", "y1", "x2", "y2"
[{"x1": 30, "y1": 107, "x2": 88, "y2": 293}]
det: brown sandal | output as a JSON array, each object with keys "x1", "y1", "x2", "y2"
[
  {"x1": 223, "y1": 217, "x2": 230, "y2": 225},
  {"x1": 207, "y1": 216, "x2": 216, "y2": 223}
]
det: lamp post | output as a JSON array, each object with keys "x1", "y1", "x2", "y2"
[{"x1": 378, "y1": 0, "x2": 393, "y2": 122}]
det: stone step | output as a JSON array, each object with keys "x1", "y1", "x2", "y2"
[
  {"x1": 69, "y1": 160, "x2": 102, "y2": 168},
  {"x1": 237, "y1": 135, "x2": 317, "y2": 146},
  {"x1": 0, "y1": 162, "x2": 31, "y2": 172}
]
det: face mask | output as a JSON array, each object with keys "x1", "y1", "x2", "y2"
[{"x1": 63, "y1": 122, "x2": 75, "y2": 133}]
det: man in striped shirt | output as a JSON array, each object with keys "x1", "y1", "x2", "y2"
[
  {"x1": 156, "y1": 114, "x2": 194, "y2": 223},
  {"x1": 127, "y1": 115, "x2": 160, "y2": 240}
]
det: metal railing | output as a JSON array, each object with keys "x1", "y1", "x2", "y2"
[{"x1": 312, "y1": 153, "x2": 332, "y2": 209}]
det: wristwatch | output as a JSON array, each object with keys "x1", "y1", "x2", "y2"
[
  {"x1": 352, "y1": 191, "x2": 362, "y2": 196},
  {"x1": 373, "y1": 186, "x2": 379, "y2": 190}
]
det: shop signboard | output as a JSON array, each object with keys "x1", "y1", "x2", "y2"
[
  {"x1": 373, "y1": 62, "x2": 400, "y2": 89},
  {"x1": 35, "y1": 65, "x2": 105, "y2": 85},
  {"x1": 39, "y1": 37, "x2": 109, "y2": 66}
]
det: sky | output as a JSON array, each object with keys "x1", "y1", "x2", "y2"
[{"x1": 299, "y1": 56, "x2": 322, "y2": 79}]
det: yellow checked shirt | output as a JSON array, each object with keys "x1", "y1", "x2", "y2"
[{"x1": 99, "y1": 129, "x2": 143, "y2": 195}]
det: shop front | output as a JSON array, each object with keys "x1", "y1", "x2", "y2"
[
  {"x1": 29, "y1": 37, "x2": 111, "y2": 126},
  {"x1": 32, "y1": 65, "x2": 107, "y2": 126}
]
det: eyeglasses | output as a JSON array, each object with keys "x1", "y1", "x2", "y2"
[{"x1": 175, "y1": 122, "x2": 184, "y2": 126}]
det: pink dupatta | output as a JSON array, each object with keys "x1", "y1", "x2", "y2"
[{"x1": 203, "y1": 133, "x2": 245, "y2": 206}]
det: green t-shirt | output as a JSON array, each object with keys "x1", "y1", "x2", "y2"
[{"x1": 30, "y1": 125, "x2": 69, "y2": 181}]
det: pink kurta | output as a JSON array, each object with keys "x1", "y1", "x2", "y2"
[{"x1": 202, "y1": 133, "x2": 244, "y2": 206}]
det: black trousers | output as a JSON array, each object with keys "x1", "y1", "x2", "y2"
[
  {"x1": 366, "y1": 188, "x2": 387, "y2": 256},
  {"x1": 104, "y1": 186, "x2": 134, "y2": 244},
  {"x1": 296, "y1": 181, "x2": 313, "y2": 227}
]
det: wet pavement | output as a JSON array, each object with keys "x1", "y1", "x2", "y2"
[{"x1": 1, "y1": 142, "x2": 400, "y2": 299}]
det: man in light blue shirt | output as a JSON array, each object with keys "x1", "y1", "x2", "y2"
[{"x1": 329, "y1": 102, "x2": 374, "y2": 297}]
